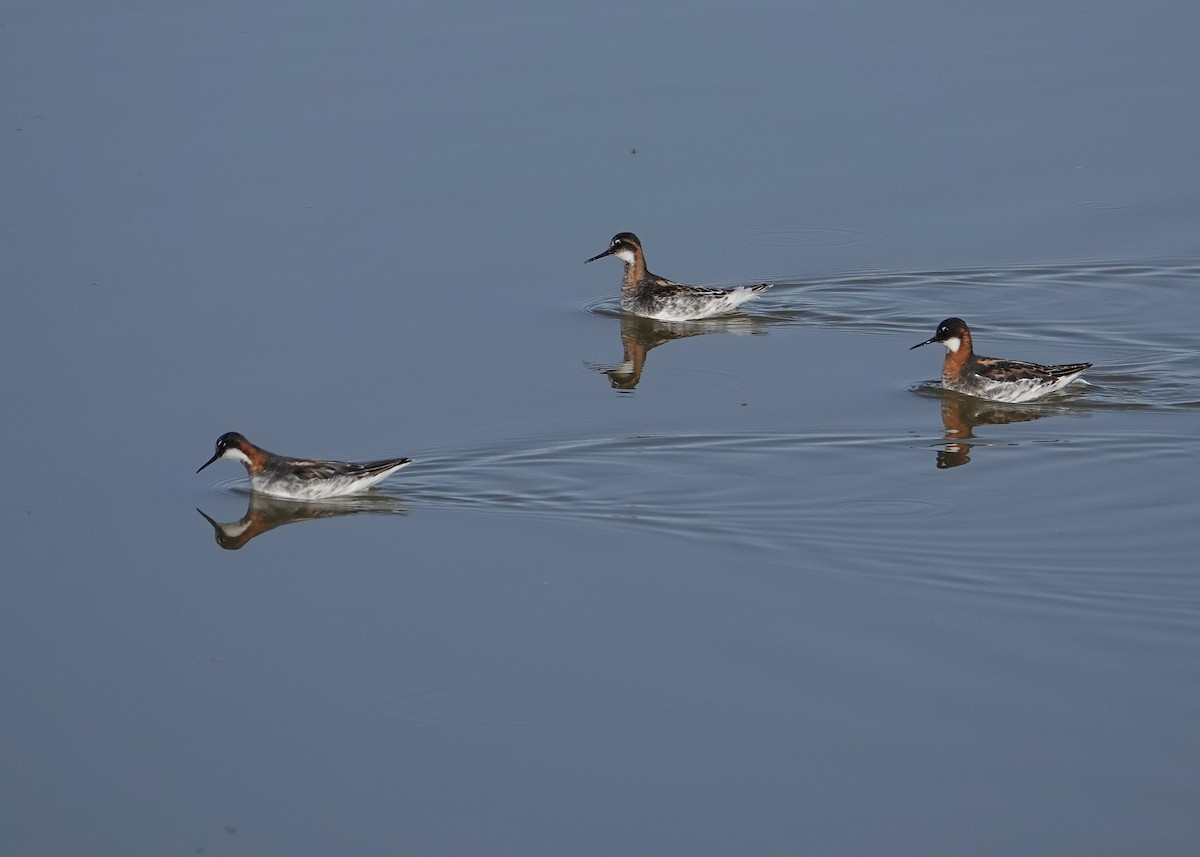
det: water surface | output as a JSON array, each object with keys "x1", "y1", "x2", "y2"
[{"x1": 3, "y1": 1, "x2": 1199, "y2": 855}]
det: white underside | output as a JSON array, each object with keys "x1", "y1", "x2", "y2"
[
  {"x1": 948, "y1": 371, "x2": 1088, "y2": 404},
  {"x1": 628, "y1": 286, "x2": 767, "y2": 322},
  {"x1": 250, "y1": 461, "x2": 410, "y2": 500}
]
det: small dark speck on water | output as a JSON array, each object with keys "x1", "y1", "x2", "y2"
[{"x1": 630, "y1": 148, "x2": 637, "y2": 154}]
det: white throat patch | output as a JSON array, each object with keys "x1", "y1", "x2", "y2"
[
  {"x1": 613, "y1": 248, "x2": 636, "y2": 264},
  {"x1": 224, "y1": 448, "x2": 252, "y2": 467},
  {"x1": 941, "y1": 336, "x2": 962, "y2": 353}
]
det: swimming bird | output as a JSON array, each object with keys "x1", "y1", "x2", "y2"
[
  {"x1": 910, "y1": 317, "x2": 1091, "y2": 403},
  {"x1": 196, "y1": 432, "x2": 411, "y2": 500},
  {"x1": 585, "y1": 232, "x2": 770, "y2": 321}
]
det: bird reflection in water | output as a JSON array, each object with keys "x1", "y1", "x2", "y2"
[
  {"x1": 935, "y1": 393, "x2": 1049, "y2": 469},
  {"x1": 196, "y1": 492, "x2": 407, "y2": 550},
  {"x1": 591, "y1": 313, "x2": 764, "y2": 391}
]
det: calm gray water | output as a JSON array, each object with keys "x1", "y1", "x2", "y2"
[{"x1": 3, "y1": 1, "x2": 1199, "y2": 855}]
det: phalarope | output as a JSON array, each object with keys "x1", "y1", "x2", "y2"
[
  {"x1": 196, "y1": 432, "x2": 412, "y2": 500},
  {"x1": 910, "y1": 317, "x2": 1092, "y2": 403},
  {"x1": 585, "y1": 232, "x2": 770, "y2": 321}
]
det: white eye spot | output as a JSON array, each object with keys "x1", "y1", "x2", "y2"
[
  {"x1": 942, "y1": 336, "x2": 961, "y2": 353},
  {"x1": 613, "y1": 248, "x2": 636, "y2": 264}
]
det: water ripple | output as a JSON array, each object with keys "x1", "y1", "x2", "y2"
[
  {"x1": 753, "y1": 259, "x2": 1200, "y2": 409},
  {"x1": 381, "y1": 421, "x2": 1200, "y2": 624},
  {"x1": 397, "y1": 430, "x2": 954, "y2": 548},
  {"x1": 578, "y1": 259, "x2": 1200, "y2": 408}
]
